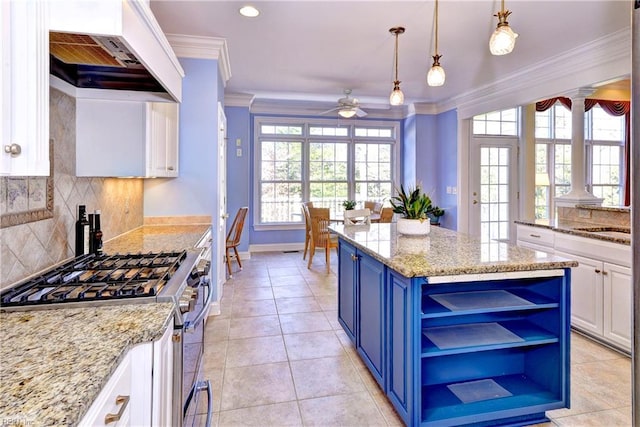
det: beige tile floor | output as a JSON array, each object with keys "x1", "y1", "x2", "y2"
[{"x1": 192, "y1": 251, "x2": 632, "y2": 427}]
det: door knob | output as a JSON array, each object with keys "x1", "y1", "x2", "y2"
[
  {"x1": 473, "y1": 200, "x2": 478, "y2": 205},
  {"x1": 222, "y1": 213, "x2": 229, "y2": 219}
]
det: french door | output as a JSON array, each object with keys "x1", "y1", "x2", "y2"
[{"x1": 468, "y1": 137, "x2": 519, "y2": 243}]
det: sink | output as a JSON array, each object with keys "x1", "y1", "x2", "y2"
[{"x1": 573, "y1": 226, "x2": 631, "y2": 240}]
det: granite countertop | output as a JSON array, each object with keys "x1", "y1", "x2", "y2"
[
  {"x1": 514, "y1": 219, "x2": 631, "y2": 245},
  {"x1": 0, "y1": 303, "x2": 174, "y2": 427},
  {"x1": 330, "y1": 223, "x2": 577, "y2": 278},
  {"x1": 103, "y1": 224, "x2": 211, "y2": 253}
]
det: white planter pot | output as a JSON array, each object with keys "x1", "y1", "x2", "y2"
[{"x1": 396, "y1": 217, "x2": 431, "y2": 236}]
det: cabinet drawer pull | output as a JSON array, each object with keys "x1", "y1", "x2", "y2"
[
  {"x1": 595, "y1": 269, "x2": 601, "y2": 274},
  {"x1": 167, "y1": 166, "x2": 175, "y2": 171},
  {"x1": 104, "y1": 395, "x2": 130, "y2": 424},
  {"x1": 602, "y1": 271, "x2": 608, "y2": 276},
  {"x1": 351, "y1": 254, "x2": 358, "y2": 262},
  {"x1": 529, "y1": 234, "x2": 541, "y2": 238}
]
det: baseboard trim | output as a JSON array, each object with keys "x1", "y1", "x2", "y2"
[{"x1": 249, "y1": 243, "x2": 304, "y2": 253}]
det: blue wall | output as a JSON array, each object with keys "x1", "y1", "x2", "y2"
[
  {"x1": 436, "y1": 109, "x2": 458, "y2": 230},
  {"x1": 225, "y1": 106, "x2": 251, "y2": 251},
  {"x1": 402, "y1": 115, "x2": 416, "y2": 187},
  {"x1": 144, "y1": 58, "x2": 220, "y2": 222},
  {"x1": 415, "y1": 114, "x2": 438, "y2": 197}
]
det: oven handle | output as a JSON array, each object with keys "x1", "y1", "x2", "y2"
[
  {"x1": 183, "y1": 380, "x2": 213, "y2": 427},
  {"x1": 184, "y1": 276, "x2": 213, "y2": 333}
]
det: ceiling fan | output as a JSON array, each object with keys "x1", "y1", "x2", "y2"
[{"x1": 321, "y1": 89, "x2": 367, "y2": 118}]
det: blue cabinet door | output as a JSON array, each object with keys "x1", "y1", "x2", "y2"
[
  {"x1": 338, "y1": 240, "x2": 357, "y2": 342},
  {"x1": 357, "y1": 252, "x2": 385, "y2": 387},
  {"x1": 386, "y1": 270, "x2": 415, "y2": 425}
]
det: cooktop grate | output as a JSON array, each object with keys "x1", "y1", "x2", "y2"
[{"x1": 1, "y1": 251, "x2": 186, "y2": 307}]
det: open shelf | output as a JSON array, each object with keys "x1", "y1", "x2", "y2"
[
  {"x1": 422, "y1": 288, "x2": 557, "y2": 318},
  {"x1": 421, "y1": 373, "x2": 565, "y2": 426},
  {"x1": 422, "y1": 320, "x2": 557, "y2": 357}
]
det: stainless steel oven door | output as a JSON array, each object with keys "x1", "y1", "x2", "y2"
[{"x1": 182, "y1": 273, "x2": 214, "y2": 427}]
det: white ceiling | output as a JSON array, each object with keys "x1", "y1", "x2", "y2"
[{"x1": 150, "y1": 0, "x2": 631, "y2": 112}]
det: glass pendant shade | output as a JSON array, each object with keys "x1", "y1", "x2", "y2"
[
  {"x1": 338, "y1": 108, "x2": 357, "y2": 118},
  {"x1": 389, "y1": 85, "x2": 404, "y2": 106},
  {"x1": 489, "y1": 24, "x2": 518, "y2": 55},
  {"x1": 427, "y1": 64, "x2": 445, "y2": 87},
  {"x1": 389, "y1": 27, "x2": 405, "y2": 106}
]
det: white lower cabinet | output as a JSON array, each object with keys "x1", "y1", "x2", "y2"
[
  {"x1": 152, "y1": 325, "x2": 174, "y2": 426},
  {"x1": 80, "y1": 326, "x2": 173, "y2": 426},
  {"x1": 80, "y1": 348, "x2": 135, "y2": 427},
  {"x1": 602, "y1": 263, "x2": 632, "y2": 350},
  {"x1": 553, "y1": 233, "x2": 632, "y2": 353},
  {"x1": 554, "y1": 251, "x2": 603, "y2": 337}
]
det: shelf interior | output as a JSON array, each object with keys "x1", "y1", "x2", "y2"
[{"x1": 421, "y1": 374, "x2": 564, "y2": 425}]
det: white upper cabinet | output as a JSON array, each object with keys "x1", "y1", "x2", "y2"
[
  {"x1": 1, "y1": 0, "x2": 50, "y2": 176},
  {"x1": 76, "y1": 99, "x2": 179, "y2": 177},
  {"x1": 147, "y1": 102, "x2": 179, "y2": 177}
]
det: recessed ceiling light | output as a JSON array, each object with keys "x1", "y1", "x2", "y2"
[{"x1": 239, "y1": 5, "x2": 259, "y2": 18}]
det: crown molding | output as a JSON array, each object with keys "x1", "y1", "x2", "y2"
[
  {"x1": 225, "y1": 93, "x2": 255, "y2": 108},
  {"x1": 248, "y1": 98, "x2": 406, "y2": 120},
  {"x1": 440, "y1": 27, "x2": 630, "y2": 118},
  {"x1": 166, "y1": 34, "x2": 232, "y2": 86}
]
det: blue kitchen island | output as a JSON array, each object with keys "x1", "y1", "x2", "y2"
[{"x1": 330, "y1": 223, "x2": 577, "y2": 427}]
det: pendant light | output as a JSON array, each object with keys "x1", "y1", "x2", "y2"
[
  {"x1": 489, "y1": 0, "x2": 518, "y2": 55},
  {"x1": 389, "y1": 27, "x2": 405, "y2": 106},
  {"x1": 427, "y1": 0, "x2": 445, "y2": 87}
]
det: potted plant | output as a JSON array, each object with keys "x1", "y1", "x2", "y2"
[
  {"x1": 428, "y1": 206, "x2": 445, "y2": 226},
  {"x1": 342, "y1": 200, "x2": 356, "y2": 210},
  {"x1": 389, "y1": 184, "x2": 433, "y2": 235}
]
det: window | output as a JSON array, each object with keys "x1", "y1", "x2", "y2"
[
  {"x1": 473, "y1": 108, "x2": 518, "y2": 136},
  {"x1": 255, "y1": 118, "x2": 399, "y2": 228},
  {"x1": 534, "y1": 102, "x2": 625, "y2": 220},
  {"x1": 586, "y1": 106, "x2": 624, "y2": 206}
]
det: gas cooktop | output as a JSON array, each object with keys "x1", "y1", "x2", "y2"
[{"x1": 1, "y1": 251, "x2": 188, "y2": 307}]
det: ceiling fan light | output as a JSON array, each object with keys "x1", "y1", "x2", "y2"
[
  {"x1": 427, "y1": 64, "x2": 445, "y2": 87},
  {"x1": 338, "y1": 108, "x2": 357, "y2": 118}
]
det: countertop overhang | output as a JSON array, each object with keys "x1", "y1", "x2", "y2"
[{"x1": 330, "y1": 223, "x2": 577, "y2": 279}]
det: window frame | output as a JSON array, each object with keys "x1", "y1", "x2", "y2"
[
  {"x1": 533, "y1": 102, "x2": 625, "y2": 221},
  {"x1": 253, "y1": 117, "x2": 400, "y2": 231}
]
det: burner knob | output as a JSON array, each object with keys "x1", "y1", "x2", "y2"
[{"x1": 179, "y1": 297, "x2": 191, "y2": 313}]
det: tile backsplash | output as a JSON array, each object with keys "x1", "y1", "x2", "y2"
[{"x1": 0, "y1": 88, "x2": 144, "y2": 289}]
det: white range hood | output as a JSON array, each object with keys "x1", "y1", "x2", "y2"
[{"x1": 49, "y1": 0, "x2": 184, "y2": 102}]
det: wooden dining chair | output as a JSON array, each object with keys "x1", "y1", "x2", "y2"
[
  {"x1": 364, "y1": 201, "x2": 382, "y2": 215},
  {"x1": 307, "y1": 207, "x2": 338, "y2": 273},
  {"x1": 379, "y1": 207, "x2": 394, "y2": 223},
  {"x1": 343, "y1": 208, "x2": 371, "y2": 225},
  {"x1": 226, "y1": 207, "x2": 248, "y2": 277},
  {"x1": 301, "y1": 202, "x2": 313, "y2": 260}
]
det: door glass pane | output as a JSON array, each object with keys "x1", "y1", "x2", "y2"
[{"x1": 479, "y1": 146, "x2": 510, "y2": 242}]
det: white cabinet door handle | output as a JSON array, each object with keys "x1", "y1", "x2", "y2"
[{"x1": 104, "y1": 395, "x2": 130, "y2": 424}]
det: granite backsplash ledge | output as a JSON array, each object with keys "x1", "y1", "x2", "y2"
[
  {"x1": 558, "y1": 205, "x2": 630, "y2": 228},
  {"x1": 0, "y1": 88, "x2": 144, "y2": 289}
]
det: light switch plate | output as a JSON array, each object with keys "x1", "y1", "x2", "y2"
[{"x1": 236, "y1": 148, "x2": 242, "y2": 157}]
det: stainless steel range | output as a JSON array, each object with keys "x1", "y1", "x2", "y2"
[{"x1": 0, "y1": 249, "x2": 213, "y2": 427}]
